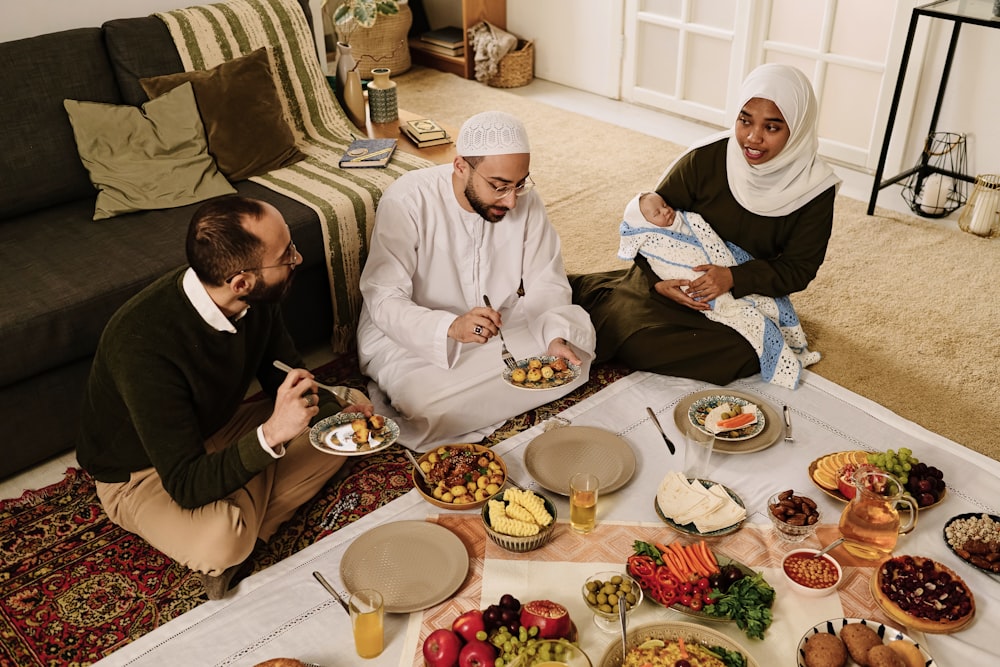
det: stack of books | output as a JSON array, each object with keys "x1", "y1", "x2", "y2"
[
  {"x1": 419, "y1": 26, "x2": 464, "y2": 57},
  {"x1": 400, "y1": 118, "x2": 452, "y2": 148}
]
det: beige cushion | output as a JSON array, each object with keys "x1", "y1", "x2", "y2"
[
  {"x1": 64, "y1": 82, "x2": 235, "y2": 221},
  {"x1": 140, "y1": 47, "x2": 305, "y2": 181}
]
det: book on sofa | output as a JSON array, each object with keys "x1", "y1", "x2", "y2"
[{"x1": 338, "y1": 138, "x2": 397, "y2": 168}]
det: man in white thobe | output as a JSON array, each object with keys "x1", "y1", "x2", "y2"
[{"x1": 357, "y1": 111, "x2": 596, "y2": 448}]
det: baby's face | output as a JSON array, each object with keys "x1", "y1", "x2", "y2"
[{"x1": 640, "y1": 194, "x2": 676, "y2": 228}]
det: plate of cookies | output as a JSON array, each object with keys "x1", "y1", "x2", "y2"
[
  {"x1": 797, "y1": 617, "x2": 935, "y2": 667},
  {"x1": 309, "y1": 412, "x2": 398, "y2": 456}
]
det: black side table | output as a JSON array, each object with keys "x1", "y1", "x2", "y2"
[{"x1": 867, "y1": 0, "x2": 1000, "y2": 215}]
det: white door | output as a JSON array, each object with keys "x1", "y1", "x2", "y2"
[{"x1": 621, "y1": 0, "x2": 915, "y2": 170}]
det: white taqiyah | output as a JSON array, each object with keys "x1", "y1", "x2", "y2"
[{"x1": 455, "y1": 110, "x2": 530, "y2": 156}]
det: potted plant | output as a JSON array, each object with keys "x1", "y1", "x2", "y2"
[{"x1": 332, "y1": 0, "x2": 401, "y2": 46}]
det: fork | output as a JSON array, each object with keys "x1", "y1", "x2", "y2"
[
  {"x1": 272, "y1": 360, "x2": 366, "y2": 406},
  {"x1": 482, "y1": 295, "x2": 518, "y2": 370}
]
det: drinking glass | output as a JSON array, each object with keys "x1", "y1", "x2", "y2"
[
  {"x1": 569, "y1": 472, "x2": 599, "y2": 534},
  {"x1": 684, "y1": 423, "x2": 715, "y2": 480},
  {"x1": 349, "y1": 588, "x2": 384, "y2": 659}
]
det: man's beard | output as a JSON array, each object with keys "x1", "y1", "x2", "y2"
[
  {"x1": 465, "y1": 182, "x2": 509, "y2": 223},
  {"x1": 241, "y1": 272, "x2": 294, "y2": 304}
]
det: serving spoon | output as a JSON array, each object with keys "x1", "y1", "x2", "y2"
[{"x1": 812, "y1": 537, "x2": 845, "y2": 559}]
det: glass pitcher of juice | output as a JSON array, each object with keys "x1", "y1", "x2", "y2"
[{"x1": 839, "y1": 468, "x2": 917, "y2": 560}]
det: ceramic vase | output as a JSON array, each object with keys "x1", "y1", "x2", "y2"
[
  {"x1": 367, "y1": 68, "x2": 398, "y2": 123},
  {"x1": 342, "y1": 69, "x2": 367, "y2": 129},
  {"x1": 334, "y1": 42, "x2": 355, "y2": 113}
]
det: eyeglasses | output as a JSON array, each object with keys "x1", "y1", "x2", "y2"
[
  {"x1": 466, "y1": 161, "x2": 535, "y2": 199},
  {"x1": 224, "y1": 241, "x2": 299, "y2": 284}
]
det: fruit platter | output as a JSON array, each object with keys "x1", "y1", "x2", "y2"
[
  {"x1": 626, "y1": 540, "x2": 775, "y2": 640},
  {"x1": 808, "y1": 448, "x2": 946, "y2": 509},
  {"x1": 421, "y1": 593, "x2": 580, "y2": 667}
]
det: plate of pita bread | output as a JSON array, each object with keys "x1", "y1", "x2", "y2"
[{"x1": 654, "y1": 471, "x2": 747, "y2": 537}]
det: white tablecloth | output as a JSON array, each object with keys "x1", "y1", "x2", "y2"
[{"x1": 97, "y1": 371, "x2": 1000, "y2": 667}]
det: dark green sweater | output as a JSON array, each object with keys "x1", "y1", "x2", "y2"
[{"x1": 77, "y1": 268, "x2": 333, "y2": 509}]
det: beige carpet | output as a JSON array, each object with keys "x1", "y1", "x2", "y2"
[{"x1": 392, "y1": 66, "x2": 1000, "y2": 462}]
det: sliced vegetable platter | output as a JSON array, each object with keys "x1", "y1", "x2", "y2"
[{"x1": 627, "y1": 540, "x2": 775, "y2": 640}]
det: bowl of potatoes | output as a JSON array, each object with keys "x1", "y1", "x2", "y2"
[{"x1": 413, "y1": 444, "x2": 507, "y2": 510}]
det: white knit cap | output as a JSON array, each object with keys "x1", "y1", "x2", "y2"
[{"x1": 455, "y1": 111, "x2": 530, "y2": 156}]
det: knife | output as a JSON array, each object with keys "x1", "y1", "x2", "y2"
[
  {"x1": 312, "y1": 571, "x2": 351, "y2": 615},
  {"x1": 783, "y1": 405, "x2": 794, "y2": 442},
  {"x1": 645, "y1": 407, "x2": 675, "y2": 455}
]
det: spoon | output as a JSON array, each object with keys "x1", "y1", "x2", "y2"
[
  {"x1": 618, "y1": 598, "x2": 628, "y2": 660},
  {"x1": 812, "y1": 537, "x2": 845, "y2": 559},
  {"x1": 400, "y1": 446, "x2": 432, "y2": 484}
]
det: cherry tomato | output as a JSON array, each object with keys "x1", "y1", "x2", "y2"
[
  {"x1": 695, "y1": 577, "x2": 711, "y2": 593},
  {"x1": 689, "y1": 596, "x2": 704, "y2": 612},
  {"x1": 680, "y1": 594, "x2": 693, "y2": 607},
  {"x1": 679, "y1": 581, "x2": 693, "y2": 595}
]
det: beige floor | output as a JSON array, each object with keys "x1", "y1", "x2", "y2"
[{"x1": 0, "y1": 76, "x2": 958, "y2": 501}]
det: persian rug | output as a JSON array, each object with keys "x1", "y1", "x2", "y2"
[{"x1": 0, "y1": 352, "x2": 630, "y2": 667}]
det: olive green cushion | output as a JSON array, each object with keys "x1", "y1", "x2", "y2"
[
  {"x1": 140, "y1": 48, "x2": 305, "y2": 182},
  {"x1": 64, "y1": 82, "x2": 235, "y2": 221}
]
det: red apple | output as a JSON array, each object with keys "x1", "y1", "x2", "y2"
[
  {"x1": 519, "y1": 599, "x2": 572, "y2": 639},
  {"x1": 457, "y1": 639, "x2": 497, "y2": 667},
  {"x1": 452, "y1": 608, "x2": 486, "y2": 643},
  {"x1": 423, "y1": 628, "x2": 462, "y2": 667}
]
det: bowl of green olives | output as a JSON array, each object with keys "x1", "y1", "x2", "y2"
[{"x1": 581, "y1": 571, "x2": 643, "y2": 633}]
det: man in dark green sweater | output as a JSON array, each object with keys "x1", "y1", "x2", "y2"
[{"x1": 77, "y1": 196, "x2": 369, "y2": 599}]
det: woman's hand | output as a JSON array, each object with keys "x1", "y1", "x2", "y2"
[
  {"x1": 687, "y1": 265, "x2": 734, "y2": 303},
  {"x1": 547, "y1": 338, "x2": 581, "y2": 366},
  {"x1": 654, "y1": 279, "x2": 710, "y2": 311}
]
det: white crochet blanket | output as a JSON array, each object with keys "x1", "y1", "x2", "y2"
[{"x1": 618, "y1": 211, "x2": 820, "y2": 389}]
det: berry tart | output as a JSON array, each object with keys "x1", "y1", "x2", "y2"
[{"x1": 870, "y1": 555, "x2": 975, "y2": 633}]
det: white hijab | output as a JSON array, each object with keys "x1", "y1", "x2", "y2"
[{"x1": 665, "y1": 64, "x2": 840, "y2": 217}]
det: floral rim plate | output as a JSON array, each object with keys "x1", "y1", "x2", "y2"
[
  {"x1": 807, "y1": 454, "x2": 947, "y2": 509},
  {"x1": 796, "y1": 617, "x2": 936, "y2": 667},
  {"x1": 308, "y1": 412, "x2": 398, "y2": 456},
  {"x1": 687, "y1": 395, "x2": 765, "y2": 441},
  {"x1": 942, "y1": 512, "x2": 1000, "y2": 576},
  {"x1": 502, "y1": 355, "x2": 581, "y2": 390},
  {"x1": 598, "y1": 621, "x2": 759, "y2": 667},
  {"x1": 653, "y1": 478, "x2": 746, "y2": 537},
  {"x1": 673, "y1": 390, "x2": 783, "y2": 454}
]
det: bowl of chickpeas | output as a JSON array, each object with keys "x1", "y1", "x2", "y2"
[
  {"x1": 581, "y1": 571, "x2": 643, "y2": 632},
  {"x1": 412, "y1": 444, "x2": 507, "y2": 510},
  {"x1": 781, "y1": 548, "x2": 842, "y2": 597}
]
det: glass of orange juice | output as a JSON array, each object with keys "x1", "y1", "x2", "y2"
[
  {"x1": 570, "y1": 472, "x2": 599, "y2": 534},
  {"x1": 348, "y1": 589, "x2": 384, "y2": 659}
]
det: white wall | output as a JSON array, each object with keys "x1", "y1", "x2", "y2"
[{"x1": 2, "y1": 0, "x2": 184, "y2": 40}]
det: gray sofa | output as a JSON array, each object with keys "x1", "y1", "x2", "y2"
[{"x1": 0, "y1": 0, "x2": 372, "y2": 480}]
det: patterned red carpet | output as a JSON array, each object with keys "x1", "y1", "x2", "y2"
[{"x1": 0, "y1": 352, "x2": 630, "y2": 666}]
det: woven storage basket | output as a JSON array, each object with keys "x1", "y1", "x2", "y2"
[
  {"x1": 348, "y1": 4, "x2": 412, "y2": 79},
  {"x1": 487, "y1": 39, "x2": 534, "y2": 88}
]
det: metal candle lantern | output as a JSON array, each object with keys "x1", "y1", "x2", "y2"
[{"x1": 900, "y1": 132, "x2": 969, "y2": 218}]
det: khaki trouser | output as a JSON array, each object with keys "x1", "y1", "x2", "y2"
[{"x1": 95, "y1": 400, "x2": 345, "y2": 576}]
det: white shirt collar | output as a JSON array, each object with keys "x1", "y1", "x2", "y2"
[{"x1": 182, "y1": 267, "x2": 249, "y2": 333}]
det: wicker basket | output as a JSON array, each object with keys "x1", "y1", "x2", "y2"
[
  {"x1": 487, "y1": 39, "x2": 534, "y2": 88},
  {"x1": 348, "y1": 4, "x2": 412, "y2": 79}
]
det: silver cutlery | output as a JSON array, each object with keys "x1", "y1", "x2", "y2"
[
  {"x1": 783, "y1": 405, "x2": 794, "y2": 442},
  {"x1": 618, "y1": 595, "x2": 629, "y2": 661},
  {"x1": 273, "y1": 360, "x2": 355, "y2": 406},
  {"x1": 483, "y1": 295, "x2": 518, "y2": 371},
  {"x1": 812, "y1": 537, "x2": 844, "y2": 559},
  {"x1": 401, "y1": 446, "x2": 432, "y2": 484},
  {"x1": 312, "y1": 570, "x2": 351, "y2": 615},
  {"x1": 645, "y1": 406, "x2": 676, "y2": 455}
]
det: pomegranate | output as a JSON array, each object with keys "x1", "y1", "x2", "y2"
[
  {"x1": 518, "y1": 599, "x2": 572, "y2": 639},
  {"x1": 837, "y1": 463, "x2": 880, "y2": 499}
]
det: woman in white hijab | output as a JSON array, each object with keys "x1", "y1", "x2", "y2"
[{"x1": 572, "y1": 63, "x2": 840, "y2": 386}]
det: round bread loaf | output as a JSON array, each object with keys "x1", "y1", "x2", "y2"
[
  {"x1": 867, "y1": 644, "x2": 905, "y2": 667},
  {"x1": 253, "y1": 659, "x2": 306, "y2": 667},
  {"x1": 803, "y1": 632, "x2": 847, "y2": 667},
  {"x1": 840, "y1": 623, "x2": 883, "y2": 665}
]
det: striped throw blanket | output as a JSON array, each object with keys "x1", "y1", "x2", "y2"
[
  {"x1": 157, "y1": 0, "x2": 433, "y2": 350},
  {"x1": 618, "y1": 211, "x2": 820, "y2": 389}
]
